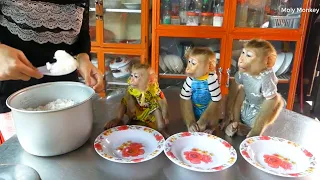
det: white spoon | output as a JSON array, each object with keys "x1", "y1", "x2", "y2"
[{"x1": 37, "y1": 50, "x2": 78, "y2": 76}]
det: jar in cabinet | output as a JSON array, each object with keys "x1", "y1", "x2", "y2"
[
  {"x1": 213, "y1": 13, "x2": 223, "y2": 27},
  {"x1": 171, "y1": 16, "x2": 181, "y2": 25},
  {"x1": 200, "y1": 13, "x2": 213, "y2": 26},
  {"x1": 186, "y1": 12, "x2": 199, "y2": 26}
]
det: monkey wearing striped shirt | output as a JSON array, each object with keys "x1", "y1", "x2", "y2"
[{"x1": 180, "y1": 47, "x2": 222, "y2": 134}]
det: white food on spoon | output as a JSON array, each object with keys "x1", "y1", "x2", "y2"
[{"x1": 46, "y1": 50, "x2": 78, "y2": 75}]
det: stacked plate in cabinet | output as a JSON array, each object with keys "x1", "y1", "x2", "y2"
[
  {"x1": 159, "y1": 54, "x2": 184, "y2": 74},
  {"x1": 273, "y1": 52, "x2": 294, "y2": 76}
]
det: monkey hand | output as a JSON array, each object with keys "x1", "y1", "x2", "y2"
[
  {"x1": 104, "y1": 118, "x2": 123, "y2": 130},
  {"x1": 188, "y1": 121, "x2": 200, "y2": 132},
  {"x1": 225, "y1": 122, "x2": 238, "y2": 137}
]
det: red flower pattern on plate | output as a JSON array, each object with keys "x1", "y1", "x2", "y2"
[
  {"x1": 155, "y1": 134, "x2": 163, "y2": 141},
  {"x1": 118, "y1": 125, "x2": 129, "y2": 131},
  {"x1": 132, "y1": 158, "x2": 144, "y2": 162},
  {"x1": 184, "y1": 148, "x2": 213, "y2": 164},
  {"x1": 303, "y1": 149, "x2": 313, "y2": 157},
  {"x1": 181, "y1": 132, "x2": 191, "y2": 137},
  {"x1": 212, "y1": 166, "x2": 224, "y2": 171},
  {"x1": 259, "y1": 136, "x2": 271, "y2": 140},
  {"x1": 167, "y1": 151, "x2": 176, "y2": 158},
  {"x1": 201, "y1": 154, "x2": 213, "y2": 163},
  {"x1": 94, "y1": 143, "x2": 102, "y2": 151},
  {"x1": 289, "y1": 173, "x2": 300, "y2": 177},
  {"x1": 264, "y1": 155, "x2": 283, "y2": 168},
  {"x1": 222, "y1": 141, "x2": 231, "y2": 148},
  {"x1": 242, "y1": 150, "x2": 250, "y2": 159},
  {"x1": 280, "y1": 161, "x2": 292, "y2": 170},
  {"x1": 263, "y1": 154, "x2": 293, "y2": 170},
  {"x1": 117, "y1": 141, "x2": 145, "y2": 157},
  {"x1": 184, "y1": 151, "x2": 203, "y2": 164}
]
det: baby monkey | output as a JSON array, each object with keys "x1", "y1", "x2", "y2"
[
  {"x1": 104, "y1": 62, "x2": 170, "y2": 137},
  {"x1": 180, "y1": 47, "x2": 222, "y2": 134},
  {"x1": 224, "y1": 39, "x2": 284, "y2": 137}
]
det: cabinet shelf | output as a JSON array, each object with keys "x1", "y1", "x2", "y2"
[
  {"x1": 105, "y1": 73, "x2": 129, "y2": 86},
  {"x1": 89, "y1": 7, "x2": 141, "y2": 13}
]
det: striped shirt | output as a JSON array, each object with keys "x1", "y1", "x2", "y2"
[{"x1": 180, "y1": 73, "x2": 222, "y2": 102}]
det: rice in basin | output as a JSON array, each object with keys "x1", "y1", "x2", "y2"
[{"x1": 23, "y1": 99, "x2": 76, "y2": 111}]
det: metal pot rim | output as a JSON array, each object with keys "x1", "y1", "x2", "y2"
[{"x1": 6, "y1": 81, "x2": 95, "y2": 114}]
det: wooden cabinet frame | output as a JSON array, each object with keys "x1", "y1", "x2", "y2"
[
  {"x1": 90, "y1": 0, "x2": 150, "y2": 97},
  {"x1": 151, "y1": 0, "x2": 311, "y2": 110}
]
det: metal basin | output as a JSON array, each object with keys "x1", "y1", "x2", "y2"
[{"x1": 6, "y1": 82, "x2": 95, "y2": 157}]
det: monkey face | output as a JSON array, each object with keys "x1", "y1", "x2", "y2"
[
  {"x1": 129, "y1": 68, "x2": 149, "y2": 91},
  {"x1": 238, "y1": 48, "x2": 267, "y2": 76},
  {"x1": 185, "y1": 56, "x2": 209, "y2": 78}
]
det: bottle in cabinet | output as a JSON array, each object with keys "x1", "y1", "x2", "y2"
[
  {"x1": 213, "y1": 0, "x2": 224, "y2": 27},
  {"x1": 247, "y1": 0, "x2": 266, "y2": 27},
  {"x1": 236, "y1": 0, "x2": 248, "y2": 27},
  {"x1": 202, "y1": 0, "x2": 210, "y2": 12},
  {"x1": 162, "y1": 0, "x2": 172, "y2": 24},
  {"x1": 179, "y1": 0, "x2": 188, "y2": 25}
]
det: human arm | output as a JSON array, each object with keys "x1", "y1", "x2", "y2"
[{"x1": 74, "y1": 1, "x2": 104, "y2": 92}]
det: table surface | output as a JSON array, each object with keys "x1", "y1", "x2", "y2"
[{"x1": 0, "y1": 87, "x2": 320, "y2": 180}]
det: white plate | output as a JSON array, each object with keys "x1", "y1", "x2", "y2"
[
  {"x1": 240, "y1": 136, "x2": 317, "y2": 178},
  {"x1": 159, "y1": 55, "x2": 167, "y2": 72},
  {"x1": 276, "y1": 52, "x2": 293, "y2": 76},
  {"x1": 273, "y1": 53, "x2": 285, "y2": 74},
  {"x1": 282, "y1": 52, "x2": 293, "y2": 74},
  {"x1": 122, "y1": 3, "x2": 141, "y2": 10},
  {"x1": 164, "y1": 132, "x2": 237, "y2": 172},
  {"x1": 167, "y1": 55, "x2": 180, "y2": 73},
  {"x1": 163, "y1": 55, "x2": 173, "y2": 72},
  {"x1": 94, "y1": 125, "x2": 165, "y2": 163},
  {"x1": 171, "y1": 55, "x2": 184, "y2": 73}
]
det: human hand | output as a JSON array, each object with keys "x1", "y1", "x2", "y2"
[
  {"x1": 77, "y1": 53, "x2": 104, "y2": 92},
  {"x1": 0, "y1": 44, "x2": 43, "y2": 81}
]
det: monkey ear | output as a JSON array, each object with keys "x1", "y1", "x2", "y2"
[
  {"x1": 148, "y1": 68, "x2": 158, "y2": 84},
  {"x1": 208, "y1": 55, "x2": 216, "y2": 72},
  {"x1": 266, "y1": 55, "x2": 276, "y2": 68}
]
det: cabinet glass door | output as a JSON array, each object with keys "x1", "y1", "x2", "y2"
[
  {"x1": 235, "y1": 0, "x2": 303, "y2": 29},
  {"x1": 160, "y1": 0, "x2": 225, "y2": 27},
  {"x1": 103, "y1": 0, "x2": 142, "y2": 44},
  {"x1": 158, "y1": 37, "x2": 222, "y2": 78},
  {"x1": 230, "y1": 39, "x2": 296, "y2": 101},
  {"x1": 89, "y1": 0, "x2": 97, "y2": 42}
]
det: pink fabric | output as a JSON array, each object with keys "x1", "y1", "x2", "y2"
[{"x1": 0, "y1": 112, "x2": 16, "y2": 141}]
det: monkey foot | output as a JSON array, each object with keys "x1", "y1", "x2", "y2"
[
  {"x1": 104, "y1": 119, "x2": 124, "y2": 130},
  {"x1": 237, "y1": 123, "x2": 251, "y2": 136}
]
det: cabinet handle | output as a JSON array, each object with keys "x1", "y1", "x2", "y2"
[
  {"x1": 226, "y1": 68, "x2": 231, "y2": 88},
  {"x1": 218, "y1": 67, "x2": 222, "y2": 85}
]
